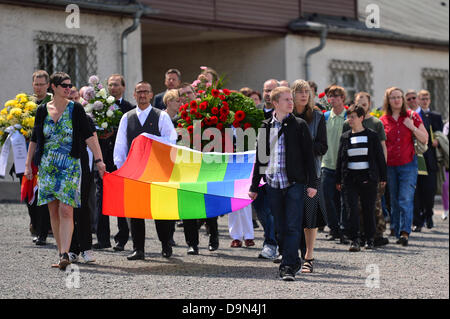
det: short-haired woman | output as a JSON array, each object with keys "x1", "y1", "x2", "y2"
[
  {"x1": 380, "y1": 87, "x2": 428, "y2": 246},
  {"x1": 24, "y1": 72, "x2": 106, "y2": 269}
]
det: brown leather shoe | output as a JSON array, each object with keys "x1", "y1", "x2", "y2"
[
  {"x1": 244, "y1": 239, "x2": 255, "y2": 247},
  {"x1": 230, "y1": 239, "x2": 242, "y2": 248}
]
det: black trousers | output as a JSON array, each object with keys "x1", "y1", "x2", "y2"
[
  {"x1": 16, "y1": 173, "x2": 50, "y2": 239},
  {"x1": 71, "y1": 164, "x2": 94, "y2": 254},
  {"x1": 342, "y1": 179, "x2": 377, "y2": 241},
  {"x1": 95, "y1": 171, "x2": 130, "y2": 246},
  {"x1": 183, "y1": 218, "x2": 218, "y2": 248},
  {"x1": 414, "y1": 170, "x2": 437, "y2": 227},
  {"x1": 130, "y1": 218, "x2": 174, "y2": 252}
]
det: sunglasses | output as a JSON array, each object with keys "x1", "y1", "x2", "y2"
[
  {"x1": 59, "y1": 83, "x2": 73, "y2": 89},
  {"x1": 407, "y1": 96, "x2": 416, "y2": 101}
]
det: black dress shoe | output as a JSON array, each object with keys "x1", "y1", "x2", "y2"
[
  {"x1": 162, "y1": 244, "x2": 172, "y2": 258},
  {"x1": 374, "y1": 237, "x2": 389, "y2": 247},
  {"x1": 35, "y1": 238, "x2": 47, "y2": 246},
  {"x1": 93, "y1": 242, "x2": 112, "y2": 250},
  {"x1": 426, "y1": 216, "x2": 434, "y2": 229},
  {"x1": 113, "y1": 244, "x2": 125, "y2": 251},
  {"x1": 187, "y1": 246, "x2": 199, "y2": 255},
  {"x1": 396, "y1": 236, "x2": 408, "y2": 246},
  {"x1": 127, "y1": 250, "x2": 145, "y2": 260},
  {"x1": 326, "y1": 232, "x2": 339, "y2": 241},
  {"x1": 168, "y1": 239, "x2": 177, "y2": 247},
  {"x1": 208, "y1": 243, "x2": 219, "y2": 251},
  {"x1": 412, "y1": 225, "x2": 422, "y2": 232}
]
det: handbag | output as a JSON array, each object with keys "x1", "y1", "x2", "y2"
[{"x1": 410, "y1": 112, "x2": 428, "y2": 155}]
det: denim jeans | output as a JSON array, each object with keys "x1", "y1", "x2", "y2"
[
  {"x1": 252, "y1": 185, "x2": 277, "y2": 247},
  {"x1": 266, "y1": 183, "x2": 304, "y2": 268},
  {"x1": 321, "y1": 168, "x2": 348, "y2": 235},
  {"x1": 387, "y1": 157, "x2": 418, "y2": 237}
]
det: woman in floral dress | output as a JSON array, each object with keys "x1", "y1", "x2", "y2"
[{"x1": 25, "y1": 72, "x2": 105, "y2": 270}]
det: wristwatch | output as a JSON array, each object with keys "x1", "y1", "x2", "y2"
[{"x1": 94, "y1": 158, "x2": 103, "y2": 164}]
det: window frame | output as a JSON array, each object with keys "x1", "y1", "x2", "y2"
[{"x1": 34, "y1": 31, "x2": 97, "y2": 89}]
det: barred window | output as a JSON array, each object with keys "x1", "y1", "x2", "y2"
[
  {"x1": 422, "y1": 68, "x2": 449, "y2": 120},
  {"x1": 35, "y1": 31, "x2": 97, "y2": 88},
  {"x1": 329, "y1": 60, "x2": 373, "y2": 104}
]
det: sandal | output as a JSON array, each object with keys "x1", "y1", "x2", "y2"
[{"x1": 301, "y1": 258, "x2": 314, "y2": 273}]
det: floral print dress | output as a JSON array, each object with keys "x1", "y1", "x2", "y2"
[{"x1": 37, "y1": 101, "x2": 81, "y2": 208}]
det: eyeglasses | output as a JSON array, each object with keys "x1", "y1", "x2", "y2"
[
  {"x1": 59, "y1": 83, "x2": 73, "y2": 89},
  {"x1": 406, "y1": 96, "x2": 416, "y2": 101},
  {"x1": 136, "y1": 90, "x2": 151, "y2": 95}
]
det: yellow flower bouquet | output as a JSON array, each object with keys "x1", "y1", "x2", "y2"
[{"x1": 0, "y1": 93, "x2": 37, "y2": 145}]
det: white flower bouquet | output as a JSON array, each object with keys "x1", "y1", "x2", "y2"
[{"x1": 82, "y1": 75, "x2": 123, "y2": 137}]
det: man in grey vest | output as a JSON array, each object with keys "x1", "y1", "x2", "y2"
[{"x1": 114, "y1": 81, "x2": 177, "y2": 260}]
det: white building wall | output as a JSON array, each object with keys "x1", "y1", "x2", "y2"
[
  {"x1": 0, "y1": 3, "x2": 142, "y2": 104},
  {"x1": 286, "y1": 34, "x2": 449, "y2": 108},
  {"x1": 0, "y1": 3, "x2": 142, "y2": 180}
]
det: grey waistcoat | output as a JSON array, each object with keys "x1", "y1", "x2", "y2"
[{"x1": 126, "y1": 107, "x2": 161, "y2": 151}]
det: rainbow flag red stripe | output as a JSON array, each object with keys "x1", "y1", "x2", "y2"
[{"x1": 103, "y1": 134, "x2": 255, "y2": 220}]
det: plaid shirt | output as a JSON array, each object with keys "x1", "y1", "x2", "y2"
[{"x1": 266, "y1": 115, "x2": 291, "y2": 189}]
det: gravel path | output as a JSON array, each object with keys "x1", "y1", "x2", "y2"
[{"x1": 0, "y1": 202, "x2": 448, "y2": 300}]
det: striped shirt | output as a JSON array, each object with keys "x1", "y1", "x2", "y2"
[
  {"x1": 347, "y1": 129, "x2": 370, "y2": 180},
  {"x1": 266, "y1": 115, "x2": 291, "y2": 189}
]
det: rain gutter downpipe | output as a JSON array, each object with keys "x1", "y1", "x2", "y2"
[
  {"x1": 303, "y1": 22, "x2": 328, "y2": 81},
  {"x1": 121, "y1": 3, "x2": 145, "y2": 82}
]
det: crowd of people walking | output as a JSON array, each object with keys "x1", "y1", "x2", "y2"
[{"x1": 15, "y1": 67, "x2": 449, "y2": 281}]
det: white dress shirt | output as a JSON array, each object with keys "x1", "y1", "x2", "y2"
[{"x1": 113, "y1": 104, "x2": 177, "y2": 169}]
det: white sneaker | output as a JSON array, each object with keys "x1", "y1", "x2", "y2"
[
  {"x1": 442, "y1": 210, "x2": 449, "y2": 220},
  {"x1": 81, "y1": 250, "x2": 96, "y2": 263},
  {"x1": 68, "y1": 252, "x2": 79, "y2": 263},
  {"x1": 258, "y1": 244, "x2": 277, "y2": 259}
]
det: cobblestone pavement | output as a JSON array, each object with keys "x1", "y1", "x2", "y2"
[{"x1": 0, "y1": 202, "x2": 448, "y2": 300}]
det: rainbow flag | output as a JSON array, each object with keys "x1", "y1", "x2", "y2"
[{"x1": 103, "y1": 133, "x2": 255, "y2": 220}]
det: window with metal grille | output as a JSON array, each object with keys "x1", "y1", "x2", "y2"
[
  {"x1": 329, "y1": 60, "x2": 373, "y2": 104},
  {"x1": 35, "y1": 31, "x2": 97, "y2": 89},
  {"x1": 422, "y1": 68, "x2": 449, "y2": 120}
]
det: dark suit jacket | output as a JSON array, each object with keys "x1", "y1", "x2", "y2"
[
  {"x1": 99, "y1": 98, "x2": 135, "y2": 172},
  {"x1": 420, "y1": 109, "x2": 444, "y2": 172},
  {"x1": 153, "y1": 91, "x2": 167, "y2": 110},
  {"x1": 250, "y1": 114, "x2": 316, "y2": 192}
]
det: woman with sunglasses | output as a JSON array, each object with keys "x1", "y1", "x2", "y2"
[{"x1": 24, "y1": 72, "x2": 105, "y2": 269}]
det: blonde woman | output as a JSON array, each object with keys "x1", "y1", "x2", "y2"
[
  {"x1": 291, "y1": 80, "x2": 328, "y2": 273},
  {"x1": 163, "y1": 89, "x2": 182, "y2": 124}
]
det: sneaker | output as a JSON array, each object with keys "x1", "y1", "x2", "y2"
[
  {"x1": 273, "y1": 254, "x2": 282, "y2": 264},
  {"x1": 442, "y1": 210, "x2": 448, "y2": 220},
  {"x1": 258, "y1": 244, "x2": 277, "y2": 259},
  {"x1": 349, "y1": 241, "x2": 361, "y2": 252},
  {"x1": 279, "y1": 266, "x2": 295, "y2": 281},
  {"x1": 365, "y1": 240, "x2": 375, "y2": 250},
  {"x1": 81, "y1": 250, "x2": 96, "y2": 263},
  {"x1": 68, "y1": 252, "x2": 79, "y2": 263}
]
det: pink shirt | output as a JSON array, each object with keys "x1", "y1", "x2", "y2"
[{"x1": 380, "y1": 110, "x2": 423, "y2": 167}]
